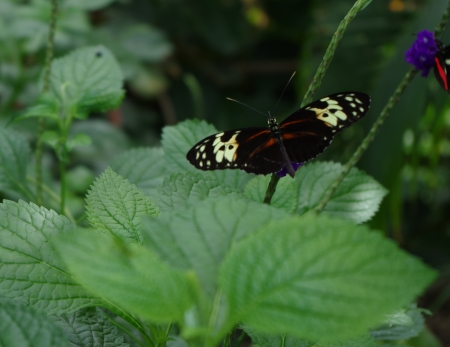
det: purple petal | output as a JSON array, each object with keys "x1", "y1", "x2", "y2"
[
  {"x1": 405, "y1": 29, "x2": 438, "y2": 76},
  {"x1": 277, "y1": 162, "x2": 303, "y2": 178}
]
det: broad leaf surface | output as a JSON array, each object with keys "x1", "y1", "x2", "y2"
[
  {"x1": 141, "y1": 196, "x2": 289, "y2": 296},
  {"x1": 0, "y1": 200, "x2": 101, "y2": 314},
  {"x1": 0, "y1": 127, "x2": 32, "y2": 197},
  {"x1": 219, "y1": 215, "x2": 436, "y2": 342},
  {"x1": 0, "y1": 301, "x2": 70, "y2": 347},
  {"x1": 110, "y1": 147, "x2": 168, "y2": 196},
  {"x1": 49, "y1": 45, "x2": 124, "y2": 115},
  {"x1": 54, "y1": 229, "x2": 196, "y2": 323},
  {"x1": 243, "y1": 325, "x2": 310, "y2": 347},
  {"x1": 317, "y1": 334, "x2": 377, "y2": 347},
  {"x1": 161, "y1": 119, "x2": 252, "y2": 190},
  {"x1": 156, "y1": 171, "x2": 240, "y2": 210},
  {"x1": 54, "y1": 307, "x2": 128, "y2": 347},
  {"x1": 86, "y1": 167, "x2": 159, "y2": 244}
]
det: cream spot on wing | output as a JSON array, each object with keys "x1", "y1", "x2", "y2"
[
  {"x1": 199, "y1": 161, "x2": 203, "y2": 167},
  {"x1": 345, "y1": 96, "x2": 353, "y2": 101},
  {"x1": 352, "y1": 111, "x2": 358, "y2": 116},
  {"x1": 200, "y1": 145, "x2": 206, "y2": 152},
  {"x1": 350, "y1": 103, "x2": 356, "y2": 108},
  {"x1": 216, "y1": 150, "x2": 224, "y2": 163},
  {"x1": 207, "y1": 160, "x2": 211, "y2": 167},
  {"x1": 355, "y1": 98, "x2": 362, "y2": 104},
  {"x1": 202, "y1": 153, "x2": 206, "y2": 159},
  {"x1": 320, "y1": 97, "x2": 330, "y2": 101},
  {"x1": 334, "y1": 110, "x2": 347, "y2": 121},
  {"x1": 359, "y1": 107, "x2": 365, "y2": 112},
  {"x1": 196, "y1": 152, "x2": 200, "y2": 160},
  {"x1": 212, "y1": 133, "x2": 240, "y2": 163}
]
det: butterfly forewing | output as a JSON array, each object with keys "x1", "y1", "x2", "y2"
[
  {"x1": 186, "y1": 91, "x2": 370, "y2": 176},
  {"x1": 434, "y1": 40, "x2": 450, "y2": 91}
]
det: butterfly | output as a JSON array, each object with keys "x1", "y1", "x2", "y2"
[
  {"x1": 186, "y1": 92, "x2": 371, "y2": 178},
  {"x1": 434, "y1": 40, "x2": 450, "y2": 91}
]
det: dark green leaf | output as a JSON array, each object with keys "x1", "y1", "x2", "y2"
[{"x1": 243, "y1": 325, "x2": 311, "y2": 347}]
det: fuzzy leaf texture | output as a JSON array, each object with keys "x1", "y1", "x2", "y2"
[
  {"x1": 155, "y1": 171, "x2": 240, "y2": 211},
  {"x1": 110, "y1": 147, "x2": 168, "y2": 196},
  {"x1": 243, "y1": 325, "x2": 311, "y2": 347},
  {"x1": 0, "y1": 127, "x2": 31, "y2": 196},
  {"x1": 161, "y1": 119, "x2": 252, "y2": 190},
  {"x1": 219, "y1": 214, "x2": 437, "y2": 342},
  {"x1": 53, "y1": 229, "x2": 197, "y2": 323},
  {"x1": 0, "y1": 200, "x2": 101, "y2": 314},
  {"x1": 49, "y1": 45, "x2": 124, "y2": 116},
  {"x1": 0, "y1": 301, "x2": 70, "y2": 347},
  {"x1": 245, "y1": 161, "x2": 387, "y2": 223},
  {"x1": 54, "y1": 307, "x2": 128, "y2": 347},
  {"x1": 141, "y1": 196, "x2": 289, "y2": 296},
  {"x1": 86, "y1": 167, "x2": 159, "y2": 244}
]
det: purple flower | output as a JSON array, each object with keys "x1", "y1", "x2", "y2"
[
  {"x1": 277, "y1": 162, "x2": 303, "y2": 178},
  {"x1": 405, "y1": 29, "x2": 438, "y2": 76}
]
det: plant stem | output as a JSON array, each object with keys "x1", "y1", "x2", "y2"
[
  {"x1": 59, "y1": 159, "x2": 66, "y2": 214},
  {"x1": 36, "y1": 0, "x2": 58, "y2": 205},
  {"x1": 263, "y1": 0, "x2": 371, "y2": 204}
]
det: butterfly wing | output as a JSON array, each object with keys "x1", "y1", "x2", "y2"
[
  {"x1": 279, "y1": 92, "x2": 370, "y2": 164},
  {"x1": 433, "y1": 41, "x2": 450, "y2": 91},
  {"x1": 186, "y1": 127, "x2": 285, "y2": 175}
]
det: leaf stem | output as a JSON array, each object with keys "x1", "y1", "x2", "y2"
[
  {"x1": 36, "y1": 0, "x2": 58, "y2": 205},
  {"x1": 263, "y1": 0, "x2": 371, "y2": 204}
]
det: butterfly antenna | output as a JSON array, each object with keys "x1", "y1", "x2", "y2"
[
  {"x1": 274, "y1": 71, "x2": 296, "y2": 111},
  {"x1": 226, "y1": 97, "x2": 267, "y2": 117}
]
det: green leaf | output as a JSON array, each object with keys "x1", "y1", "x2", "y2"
[
  {"x1": 53, "y1": 307, "x2": 128, "y2": 347},
  {"x1": 161, "y1": 119, "x2": 252, "y2": 190},
  {"x1": 49, "y1": 45, "x2": 124, "y2": 115},
  {"x1": 0, "y1": 127, "x2": 32, "y2": 197},
  {"x1": 53, "y1": 229, "x2": 197, "y2": 323},
  {"x1": 86, "y1": 167, "x2": 159, "y2": 244},
  {"x1": 245, "y1": 175, "x2": 298, "y2": 213},
  {"x1": 0, "y1": 301, "x2": 70, "y2": 347},
  {"x1": 0, "y1": 200, "x2": 101, "y2": 314},
  {"x1": 65, "y1": 0, "x2": 118, "y2": 11},
  {"x1": 243, "y1": 325, "x2": 310, "y2": 347},
  {"x1": 370, "y1": 305, "x2": 425, "y2": 341},
  {"x1": 141, "y1": 196, "x2": 289, "y2": 296},
  {"x1": 41, "y1": 130, "x2": 60, "y2": 149},
  {"x1": 110, "y1": 147, "x2": 168, "y2": 196},
  {"x1": 66, "y1": 133, "x2": 92, "y2": 151},
  {"x1": 156, "y1": 171, "x2": 240, "y2": 210},
  {"x1": 296, "y1": 162, "x2": 387, "y2": 223},
  {"x1": 219, "y1": 214, "x2": 437, "y2": 342},
  {"x1": 317, "y1": 334, "x2": 377, "y2": 347},
  {"x1": 17, "y1": 98, "x2": 59, "y2": 121}
]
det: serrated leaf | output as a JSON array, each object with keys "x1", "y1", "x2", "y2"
[
  {"x1": 243, "y1": 325, "x2": 310, "y2": 347},
  {"x1": 53, "y1": 229, "x2": 197, "y2": 323},
  {"x1": 370, "y1": 305, "x2": 425, "y2": 341},
  {"x1": 161, "y1": 119, "x2": 252, "y2": 190},
  {"x1": 0, "y1": 127, "x2": 32, "y2": 197},
  {"x1": 317, "y1": 334, "x2": 377, "y2": 347},
  {"x1": 296, "y1": 162, "x2": 387, "y2": 223},
  {"x1": 67, "y1": 133, "x2": 92, "y2": 151},
  {"x1": 219, "y1": 214, "x2": 437, "y2": 342},
  {"x1": 54, "y1": 307, "x2": 128, "y2": 347},
  {"x1": 141, "y1": 196, "x2": 289, "y2": 296},
  {"x1": 49, "y1": 45, "x2": 124, "y2": 115},
  {"x1": 245, "y1": 175, "x2": 298, "y2": 213},
  {"x1": 156, "y1": 171, "x2": 240, "y2": 210},
  {"x1": 17, "y1": 103, "x2": 58, "y2": 121},
  {"x1": 86, "y1": 167, "x2": 159, "y2": 244},
  {"x1": 0, "y1": 200, "x2": 101, "y2": 314},
  {"x1": 0, "y1": 301, "x2": 70, "y2": 347},
  {"x1": 110, "y1": 147, "x2": 168, "y2": 196}
]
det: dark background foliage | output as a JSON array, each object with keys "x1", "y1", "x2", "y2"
[{"x1": 1, "y1": 0, "x2": 450, "y2": 344}]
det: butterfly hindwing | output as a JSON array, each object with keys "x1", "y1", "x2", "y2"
[{"x1": 434, "y1": 40, "x2": 450, "y2": 91}]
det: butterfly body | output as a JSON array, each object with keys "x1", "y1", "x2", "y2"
[
  {"x1": 186, "y1": 92, "x2": 370, "y2": 177},
  {"x1": 434, "y1": 40, "x2": 450, "y2": 92}
]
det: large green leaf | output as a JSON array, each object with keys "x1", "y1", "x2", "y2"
[
  {"x1": 86, "y1": 167, "x2": 159, "y2": 243},
  {"x1": 53, "y1": 229, "x2": 197, "y2": 323},
  {"x1": 219, "y1": 214, "x2": 436, "y2": 342},
  {"x1": 141, "y1": 196, "x2": 289, "y2": 296},
  {"x1": 0, "y1": 301, "x2": 70, "y2": 347},
  {"x1": 0, "y1": 200, "x2": 101, "y2": 314},
  {"x1": 161, "y1": 119, "x2": 252, "y2": 190}
]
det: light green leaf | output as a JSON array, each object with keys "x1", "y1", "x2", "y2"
[
  {"x1": 156, "y1": 171, "x2": 240, "y2": 210},
  {"x1": 296, "y1": 162, "x2": 387, "y2": 223},
  {"x1": 0, "y1": 127, "x2": 32, "y2": 197},
  {"x1": 67, "y1": 133, "x2": 92, "y2": 151},
  {"x1": 243, "y1": 325, "x2": 310, "y2": 347},
  {"x1": 317, "y1": 334, "x2": 377, "y2": 347},
  {"x1": 17, "y1": 98, "x2": 59, "y2": 121},
  {"x1": 245, "y1": 175, "x2": 298, "y2": 213},
  {"x1": 53, "y1": 229, "x2": 197, "y2": 323},
  {"x1": 161, "y1": 119, "x2": 252, "y2": 190},
  {"x1": 110, "y1": 147, "x2": 168, "y2": 196},
  {"x1": 370, "y1": 305, "x2": 425, "y2": 341},
  {"x1": 54, "y1": 307, "x2": 128, "y2": 347},
  {"x1": 219, "y1": 215, "x2": 437, "y2": 342},
  {"x1": 86, "y1": 167, "x2": 159, "y2": 244},
  {"x1": 0, "y1": 301, "x2": 70, "y2": 347},
  {"x1": 0, "y1": 200, "x2": 101, "y2": 314},
  {"x1": 141, "y1": 196, "x2": 289, "y2": 296},
  {"x1": 41, "y1": 130, "x2": 60, "y2": 149},
  {"x1": 49, "y1": 45, "x2": 124, "y2": 115}
]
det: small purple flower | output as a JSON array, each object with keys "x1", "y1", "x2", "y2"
[
  {"x1": 277, "y1": 162, "x2": 303, "y2": 178},
  {"x1": 405, "y1": 29, "x2": 438, "y2": 76}
]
